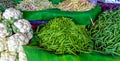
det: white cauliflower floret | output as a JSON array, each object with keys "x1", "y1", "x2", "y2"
[
  {"x1": 0, "y1": 41, "x2": 4, "y2": 52},
  {"x1": 1, "y1": 51, "x2": 17, "y2": 61},
  {"x1": 18, "y1": 46, "x2": 27, "y2": 61},
  {"x1": 0, "y1": 38, "x2": 7, "y2": 52},
  {"x1": 0, "y1": 23, "x2": 9, "y2": 38},
  {"x1": 7, "y1": 36, "x2": 19, "y2": 52},
  {"x1": 16, "y1": 33, "x2": 29, "y2": 45},
  {"x1": 26, "y1": 32, "x2": 33, "y2": 40},
  {"x1": 1, "y1": 51, "x2": 9, "y2": 61},
  {"x1": 14, "y1": 19, "x2": 31, "y2": 33},
  {"x1": 2, "y1": 8, "x2": 21, "y2": 20},
  {"x1": 8, "y1": 52, "x2": 17, "y2": 61},
  {"x1": 19, "y1": 52, "x2": 27, "y2": 61},
  {"x1": 7, "y1": 33, "x2": 29, "y2": 52},
  {"x1": 0, "y1": 38, "x2": 5, "y2": 52}
]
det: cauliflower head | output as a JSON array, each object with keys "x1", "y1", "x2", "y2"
[
  {"x1": 14, "y1": 19, "x2": 32, "y2": 33},
  {"x1": 2, "y1": 8, "x2": 21, "y2": 20},
  {"x1": 0, "y1": 23, "x2": 9, "y2": 38}
]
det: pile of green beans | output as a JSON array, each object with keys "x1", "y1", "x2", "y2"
[
  {"x1": 37, "y1": 17, "x2": 92, "y2": 55},
  {"x1": 89, "y1": 9, "x2": 120, "y2": 56}
]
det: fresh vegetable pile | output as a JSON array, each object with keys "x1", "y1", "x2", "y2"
[
  {"x1": 89, "y1": 9, "x2": 120, "y2": 56},
  {"x1": 57, "y1": 0, "x2": 94, "y2": 11},
  {"x1": 16, "y1": 0, "x2": 95, "y2": 11},
  {"x1": 37, "y1": 17, "x2": 92, "y2": 55},
  {"x1": 0, "y1": 8, "x2": 33, "y2": 61},
  {"x1": 17, "y1": 0, "x2": 53, "y2": 11},
  {"x1": 2, "y1": 0, "x2": 120, "y2": 61}
]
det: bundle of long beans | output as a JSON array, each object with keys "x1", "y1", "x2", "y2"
[
  {"x1": 37, "y1": 17, "x2": 93, "y2": 55},
  {"x1": 89, "y1": 9, "x2": 120, "y2": 56}
]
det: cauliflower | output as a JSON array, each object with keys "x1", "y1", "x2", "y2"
[
  {"x1": 14, "y1": 19, "x2": 31, "y2": 33},
  {"x1": 7, "y1": 33, "x2": 31, "y2": 61},
  {"x1": 1, "y1": 51, "x2": 17, "y2": 61},
  {"x1": 18, "y1": 46, "x2": 27, "y2": 61},
  {"x1": 2, "y1": 8, "x2": 21, "y2": 20},
  {"x1": 18, "y1": 51, "x2": 27, "y2": 61},
  {"x1": 0, "y1": 8, "x2": 33, "y2": 61},
  {"x1": 16, "y1": 33, "x2": 29, "y2": 45},
  {"x1": 7, "y1": 36, "x2": 19, "y2": 52},
  {"x1": 0, "y1": 41, "x2": 4, "y2": 52},
  {"x1": 0, "y1": 23, "x2": 9, "y2": 38},
  {"x1": 1, "y1": 52, "x2": 9, "y2": 61},
  {"x1": 0, "y1": 38, "x2": 7, "y2": 52},
  {"x1": 7, "y1": 33, "x2": 29, "y2": 52},
  {"x1": 26, "y1": 32, "x2": 33, "y2": 40}
]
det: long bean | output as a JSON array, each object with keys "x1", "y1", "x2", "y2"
[
  {"x1": 37, "y1": 17, "x2": 92, "y2": 55},
  {"x1": 88, "y1": 9, "x2": 120, "y2": 56}
]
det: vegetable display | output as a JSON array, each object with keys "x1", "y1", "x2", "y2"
[
  {"x1": 57, "y1": 0, "x2": 94, "y2": 11},
  {"x1": 0, "y1": 8, "x2": 33, "y2": 61},
  {"x1": 17, "y1": 0, "x2": 53, "y2": 11},
  {"x1": 37, "y1": 17, "x2": 92, "y2": 55},
  {"x1": 89, "y1": 9, "x2": 120, "y2": 56},
  {"x1": 17, "y1": 0, "x2": 95, "y2": 11}
]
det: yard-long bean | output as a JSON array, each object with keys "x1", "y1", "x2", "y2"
[
  {"x1": 88, "y1": 9, "x2": 120, "y2": 56},
  {"x1": 37, "y1": 17, "x2": 92, "y2": 55}
]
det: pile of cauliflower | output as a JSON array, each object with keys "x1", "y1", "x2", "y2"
[{"x1": 0, "y1": 8, "x2": 33, "y2": 61}]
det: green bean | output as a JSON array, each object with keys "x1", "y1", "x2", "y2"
[
  {"x1": 88, "y1": 9, "x2": 120, "y2": 56},
  {"x1": 37, "y1": 17, "x2": 92, "y2": 55}
]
